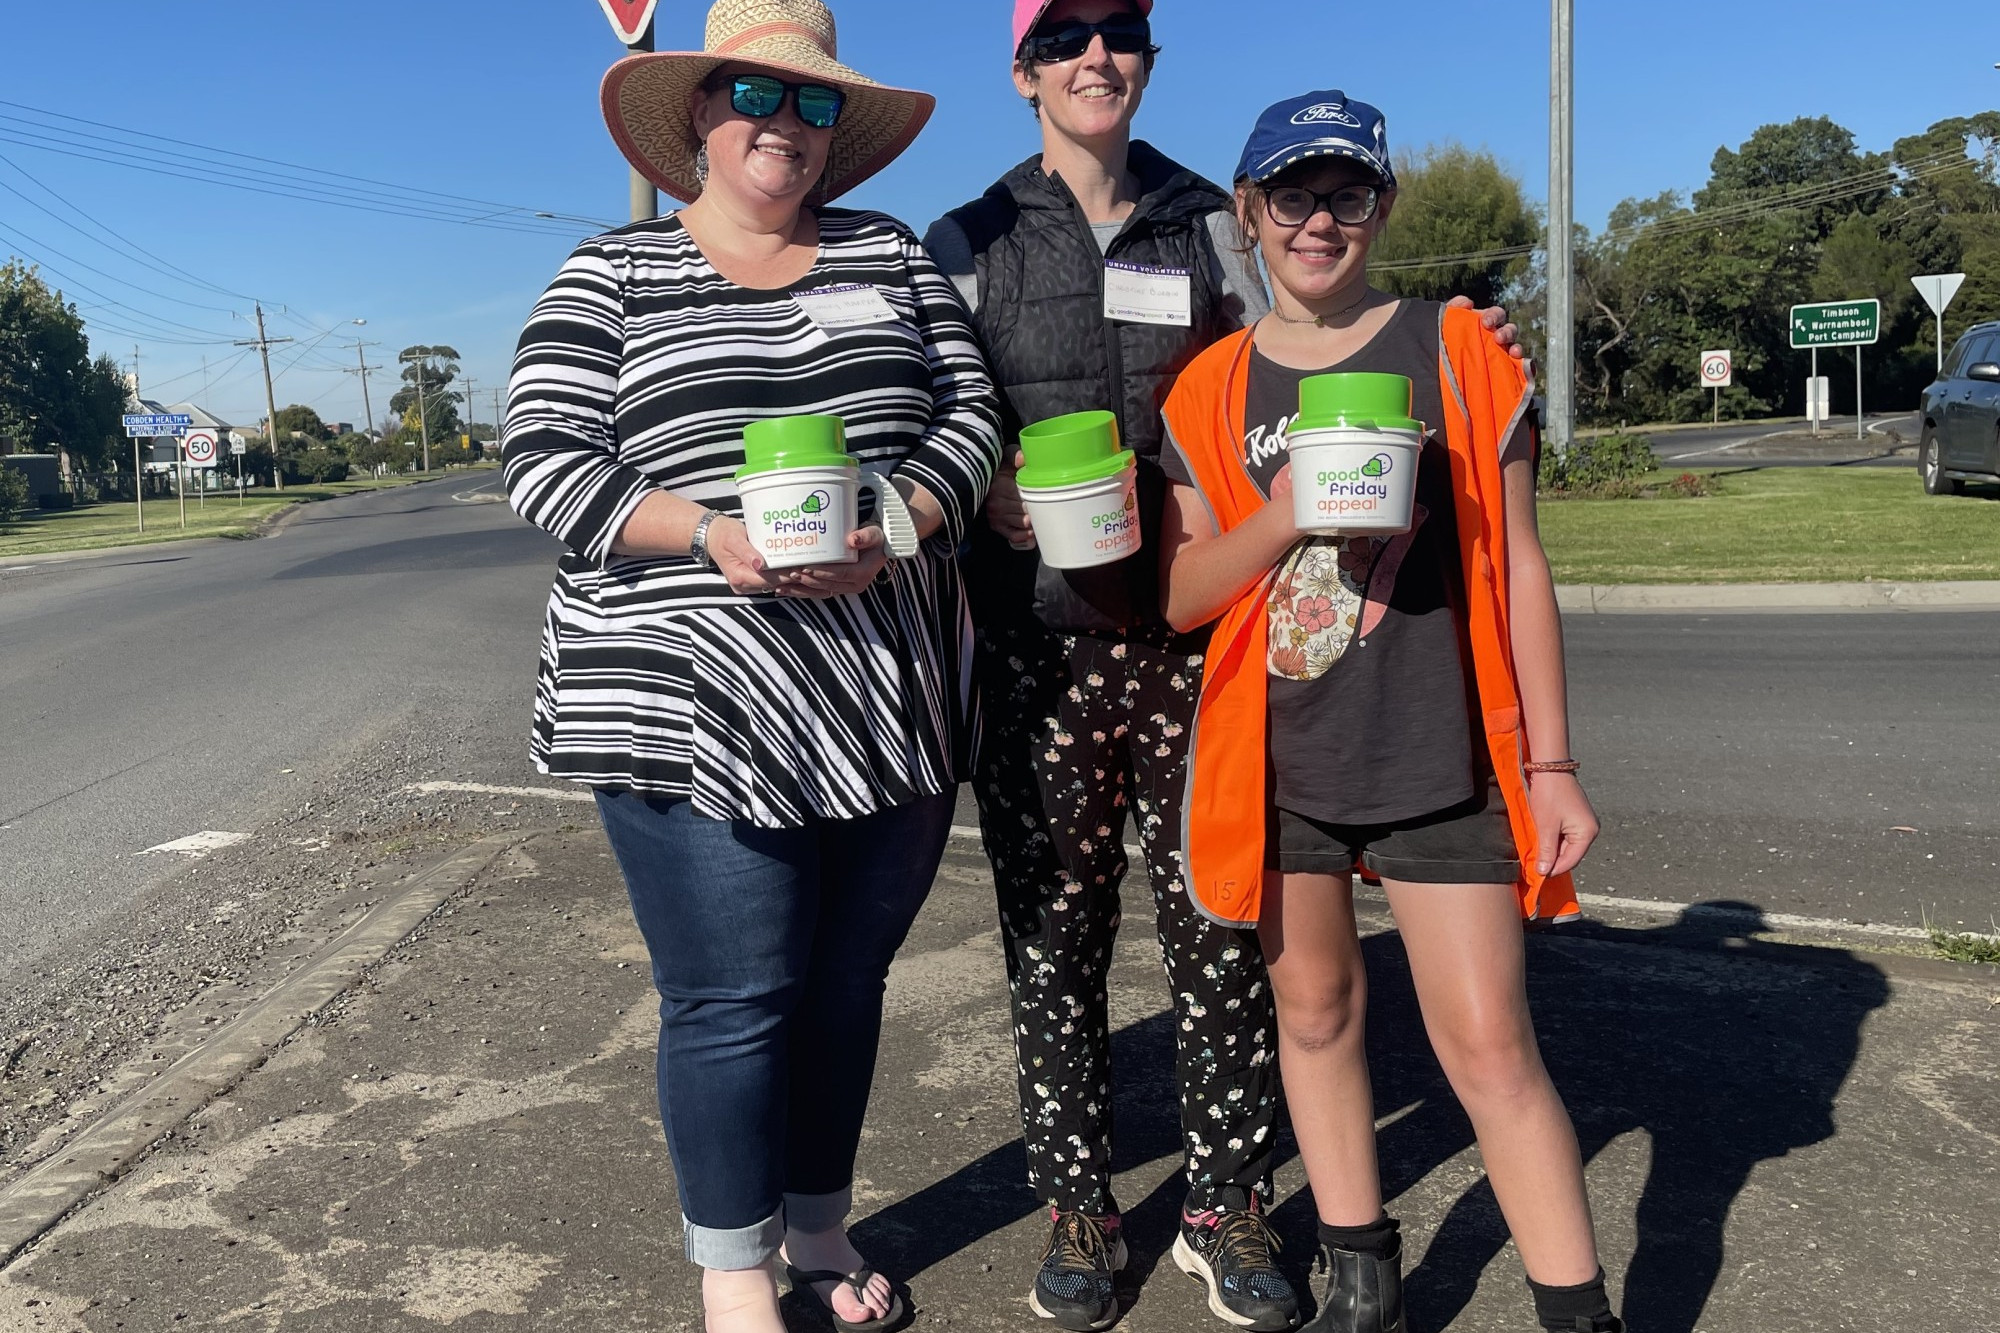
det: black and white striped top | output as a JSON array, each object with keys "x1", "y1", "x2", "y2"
[{"x1": 504, "y1": 209, "x2": 1002, "y2": 826}]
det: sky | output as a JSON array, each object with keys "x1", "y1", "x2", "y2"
[{"x1": 3, "y1": 1, "x2": 1996, "y2": 433}]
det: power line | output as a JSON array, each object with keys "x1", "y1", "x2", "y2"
[
  {"x1": 1373, "y1": 144, "x2": 1989, "y2": 274},
  {"x1": 0, "y1": 104, "x2": 614, "y2": 239},
  {"x1": 0, "y1": 149, "x2": 257, "y2": 303},
  {"x1": 0, "y1": 98, "x2": 616, "y2": 229}
]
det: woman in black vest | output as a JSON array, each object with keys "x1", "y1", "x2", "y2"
[{"x1": 926, "y1": 4, "x2": 1518, "y2": 1329}]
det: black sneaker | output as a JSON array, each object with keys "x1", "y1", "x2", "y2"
[
  {"x1": 1030, "y1": 1209, "x2": 1127, "y2": 1331},
  {"x1": 1173, "y1": 1192, "x2": 1301, "y2": 1331}
]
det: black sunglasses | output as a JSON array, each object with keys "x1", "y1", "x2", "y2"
[
  {"x1": 728, "y1": 74, "x2": 846, "y2": 130},
  {"x1": 1021, "y1": 14, "x2": 1153, "y2": 64},
  {"x1": 1263, "y1": 183, "x2": 1381, "y2": 228}
]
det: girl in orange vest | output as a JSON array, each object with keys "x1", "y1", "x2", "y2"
[{"x1": 1156, "y1": 92, "x2": 1621, "y2": 1333}]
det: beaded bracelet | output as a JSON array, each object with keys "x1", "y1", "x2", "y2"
[{"x1": 1524, "y1": 760, "x2": 1582, "y2": 775}]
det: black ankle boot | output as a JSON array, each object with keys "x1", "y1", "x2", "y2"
[{"x1": 1302, "y1": 1233, "x2": 1403, "y2": 1333}]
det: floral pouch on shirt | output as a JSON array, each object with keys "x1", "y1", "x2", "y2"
[{"x1": 1265, "y1": 506, "x2": 1428, "y2": 682}]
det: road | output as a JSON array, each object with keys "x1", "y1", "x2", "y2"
[
  {"x1": 1567, "y1": 610, "x2": 2000, "y2": 933},
  {"x1": 1642, "y1": 411, "x2": 1920, "y2": 466},
  {"x1": 0, "y1": 474, "x2": 559, "y2": 984},
  {"x1": 2, "y1": 476, "x2": 1993, "y2": 987}
]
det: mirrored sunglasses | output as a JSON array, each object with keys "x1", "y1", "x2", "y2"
[{"x1": 729, "y1": 74, "x2": 846, "y2": 130}]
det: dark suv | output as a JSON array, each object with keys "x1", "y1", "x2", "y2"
[{"x1": 1920, "y1": 320, "x2": 2000, "y2": 494}]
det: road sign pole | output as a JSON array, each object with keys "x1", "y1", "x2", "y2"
[
  {"x1": 630, "y1": 20, "x2": 658, "y2": 223},
  {"x1": 1856, "y1": 346, "x2": 1864, "y2": 443},
  {"x1": 176, "y1": 460, "x2": 186, "y2": 531},
  {"x1": 133, "y1": 436, "x2": 145, "y2": 533},
  {"x1": 1810, "y1": 348, "x2": 1819, "y2": 436}
]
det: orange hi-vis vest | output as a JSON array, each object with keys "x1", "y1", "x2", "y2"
[{"x1": 1160, "y1": 305, "x2": 1581, "y2": 929}]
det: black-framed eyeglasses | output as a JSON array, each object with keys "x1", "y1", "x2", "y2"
[
  {"x1": 1263, "y1": 183, "x2": 1381, "y2": 228},
  {"x1": 728, "y1": 74, "x2": 846, "y2": 129},
  {"x1": 1021, "y1": 14, "x2": 1153, "y2": 63}
]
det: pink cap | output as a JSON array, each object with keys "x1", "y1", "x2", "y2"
[{"x1": 1012, "y1": 0, "x2": 1154, "y2": 56}]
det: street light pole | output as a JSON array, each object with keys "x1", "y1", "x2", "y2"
[{"x1": 1547, "y1": 0, "x2": 1575, "y2": 459}]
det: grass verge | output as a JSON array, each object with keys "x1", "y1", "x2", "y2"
[
  {"x1": 1929, "y1": 928, "x2": 2000, "y2": 966},
  {"x1": 1537, "y1": 467, "x2": 2000, "y2": 584},
  {"x1": 0, "y1": 472, "x2": 481, "y2": 560}
]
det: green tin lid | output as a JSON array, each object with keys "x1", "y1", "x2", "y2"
[
  {"x1": 735, "y1": 415, "x2": 854, "y2": 481},
  {"x1": 1016, "y1": 410, "x2": 1134, "y2": 489},
  {"x1": 1295, "y1": 372, "x2": 1422, "y2": 433}
]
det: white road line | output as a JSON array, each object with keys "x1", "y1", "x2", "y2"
[
  {"x1": 140, "y1": 831, "x2": 250, "y2": 858},
  {"x1": 944, "y1": 826, "x2": 1951, "y2": 944},
  {"x1": 402, "y1": 780, "x2": 594, "y2": 805}
]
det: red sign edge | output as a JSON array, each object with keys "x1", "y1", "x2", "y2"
[{"x1": 598, "y1": 0, "x2": 660, "y2": 45}]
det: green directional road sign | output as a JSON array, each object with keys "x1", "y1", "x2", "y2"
[{"x1": 1790, "y1": 299, "x2": 1881, "y2": 349}]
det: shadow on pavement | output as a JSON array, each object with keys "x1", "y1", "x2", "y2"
[
  {"x1": 859, "y1": 902, "x2": 1889, "y2": 1333},
  {"x1": 1367, "y1": 902, "x2": 1889, "y2": 1333}
]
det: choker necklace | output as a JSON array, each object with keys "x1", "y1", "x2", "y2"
[{"x1": 1269, "y1": 287, "x2": 1372, "y2": 328}]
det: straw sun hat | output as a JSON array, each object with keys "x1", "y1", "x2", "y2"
[{"x1": 602, "y1": 0, "x2": 936, "y2": 205}]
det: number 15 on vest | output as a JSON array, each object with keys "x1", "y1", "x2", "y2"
[{"x1": 1104, "y1": 261, "x2": 1193, "y2": 327}]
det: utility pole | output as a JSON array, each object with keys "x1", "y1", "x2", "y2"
[
  {"x1": 400, "y1": 349, "x2": 432, "y2": 472},
  {"x1": 461, "y1": 375, "x2": 477, "y2": 463},
  {"x1": 494, "y1": 388, "x2": 505, "y2": 455},
  {"x1": 352, "y1": 338, "x2": 380, "y2": 438},
  {"x1": 235, "y1": 304, "x2": 294, "y2": 490},
  {"x1": 130, "y1": 348, "x2": 144, "y2": 533},
  {"x1": 1546, "y1": 0, "x2": 1575, "y2": 459},
  {"x1": 630, "y1": 19, "x2": 658, "y2": 222}
]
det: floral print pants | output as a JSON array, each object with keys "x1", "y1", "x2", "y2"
[{"x1": 972, "y1": 623, "x2": 1279, "y2": 1214}]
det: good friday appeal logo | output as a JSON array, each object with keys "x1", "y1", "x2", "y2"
[
  {"x1": 759, "y1": 488, "x2": 840, "y2": 555},
  {"x1": 1091, "y1": 490, "x2": 1140, "y2": 553},
  {"x1": 1312, "y1": 454, "x2": 1396, "y2": 517}
]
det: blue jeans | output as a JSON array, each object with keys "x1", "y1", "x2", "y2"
[{"x1": 595, "y1": 789, "x2": 954, "y2": 1270}]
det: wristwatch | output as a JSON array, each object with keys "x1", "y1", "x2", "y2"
[{"x1": 688, "y1": 510, "x2": 720, "y2": 569}]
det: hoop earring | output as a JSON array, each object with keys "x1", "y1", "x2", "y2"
[{"x1": 694, "y1": 145, "x2": 710, "y2": 187}]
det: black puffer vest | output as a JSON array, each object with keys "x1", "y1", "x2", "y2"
[{"x1": 948, "y1": 142, "x2": 1244, "y2": 637}]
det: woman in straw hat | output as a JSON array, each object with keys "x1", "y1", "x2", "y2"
[
  {"x1": 504, "y1": 3, "x2": 1000, "y2": 1329},
  {"x1": 924, "y1": 5, "x2": 1523, "y2": 1330}
]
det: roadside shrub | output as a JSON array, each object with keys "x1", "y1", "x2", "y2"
[
  {"x1": 1539, "y1": 432, "x2": 1658, "y2": 493},
  {"x1": 0, "y1": 465, "x2": 29, "y2": 520}
]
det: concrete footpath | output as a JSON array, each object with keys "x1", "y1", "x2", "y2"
[{"x1": 0, "y1": 829, "x2": 1995, "y2": 1332}]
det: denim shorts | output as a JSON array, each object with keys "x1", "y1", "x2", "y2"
[{"x1": 1269, "y1": 780, "x2": 1521, "y2": 885}]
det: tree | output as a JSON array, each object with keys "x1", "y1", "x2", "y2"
[
  {"x1": 0, "y1": 463, "x2": 30, "y2": 520},
  {"x1": 1893, "y1": 113, "x2": 2000, "y2": 341},
  {"x1": 389, "y1": 345, "x2": 463, "y2": 445},
  {"x1": 352, "y1": 433, "x2": 415, "y2": 474},
  {"x1": 272, "y1": 404, "x2": 333, "y2": 442},
  {"x1": 1372, "y1": 145, "x2": 1539, "y2": 310},
  {"x1": 0, "y1": 262, "x2": 127, "y2": 469}
]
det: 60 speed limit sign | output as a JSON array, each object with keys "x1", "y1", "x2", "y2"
[
  {"x1": 1699, "y1": 350, "x2": 1733, "y2": 389},
  {"x1": 182, "y1": 429, "x2": 220, "y2": 467}
]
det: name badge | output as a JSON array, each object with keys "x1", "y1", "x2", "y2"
[
  {"x1": 1104, "y1": 261, "x2": 1193, "y2": 327},
  {"x1": 794, "y1": 283, "x2": 900, "y2": 330}
]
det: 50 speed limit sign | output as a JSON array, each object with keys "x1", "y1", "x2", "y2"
[
  {"x1": 182, "y1": 429, "x2": 220, "y2": 467},
  {"x1": 1699, "y1": 350, "x2": 1733, "y2": 389}
]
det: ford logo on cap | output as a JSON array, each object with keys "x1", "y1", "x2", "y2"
[{"x1": 1292, "y1": 103, "x2": 1361, "y2": 128}]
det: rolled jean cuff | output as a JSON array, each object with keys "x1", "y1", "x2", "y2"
[
  {"x1": 784, "y1": 1185, "x2": 853, "y2": 1234},
  {"x1": 683, "y1": 1207, "x2": 785, "y2": 1271}
]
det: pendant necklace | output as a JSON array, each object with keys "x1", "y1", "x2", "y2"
[{"x1": 1270, "y1": 287, "x2": 1372, "y2": 328}]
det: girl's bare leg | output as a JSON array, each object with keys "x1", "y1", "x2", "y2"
[
  {"x1": 1383, "y1": 880, "x2": 1600, "y2": 1285},
  {"x1": 1257, "y1": 871, "x2": 1384, "y2": 1226}
]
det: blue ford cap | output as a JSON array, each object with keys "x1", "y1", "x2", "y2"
[{"x1": 1233, "y1": 90, "x2": 1396, "y2": 189}]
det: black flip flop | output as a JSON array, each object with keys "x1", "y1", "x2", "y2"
[{"x1": 784, "y1": 1264, "x2": 906, "y2": 1333}]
